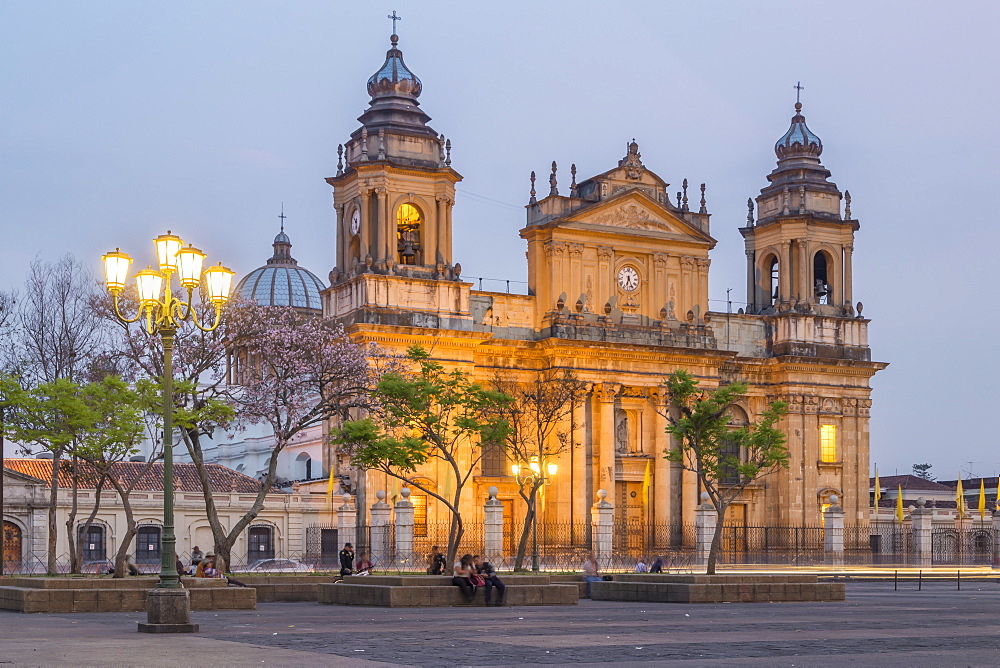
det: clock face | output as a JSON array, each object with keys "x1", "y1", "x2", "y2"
[
  {"x1": 617, "y1": 266, "x2": 639, "y2": 291},
  {"x1": 350, "y1": 209, "x2": 361, "y2": 236}
]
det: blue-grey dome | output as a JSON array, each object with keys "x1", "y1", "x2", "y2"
[
  {"x1": 774, "y1": 102, "x2": 822, "y2": 161},
  {"x1": 235, "y1": 230, "x2": 325, "y2": 312},
  {"x1": 367, "y1": 34, "x2": 422, "y2": 99}
]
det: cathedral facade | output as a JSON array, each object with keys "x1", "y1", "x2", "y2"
[{"x1": 321, "y1": 32, "x2": 887, "y2": 534}]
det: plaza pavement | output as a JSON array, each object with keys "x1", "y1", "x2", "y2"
[{"x1": 0, "y1": 582, "x2": 998, "y2": 666}]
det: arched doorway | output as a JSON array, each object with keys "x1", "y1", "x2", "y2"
[
  {"x1": 135, "y1": 525, "x2": 162, "y2": 566},
  {"x1": 3, "y1": 521, "x2": 22, "y2": 572},
  {"x1": 248, "y1": 526, "x2": 275, "y2": 562}
]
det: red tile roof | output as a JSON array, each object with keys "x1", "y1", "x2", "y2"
[
  {"x1": 3, "y1": 459, "x2": 279, "y2": 494},
  {"x1": 869, "y1": 474, "x2": 953, "y2": 492}
]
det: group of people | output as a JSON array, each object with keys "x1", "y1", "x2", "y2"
[
  {"x1": 634, "y1": 556, "x2": 667, "y2": 574},
  {"x1": 438, "y1": 547, "x2": 505, "y2": 606},
  {"x1": 338, "y1": 542, "x2": 375, "y2": 577}
]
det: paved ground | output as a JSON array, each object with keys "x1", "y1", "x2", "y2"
[{"x1": 1, "y1": 581, "x2": 998, "y2": 666}]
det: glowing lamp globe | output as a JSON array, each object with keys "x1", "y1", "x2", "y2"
[
  {"x1": 203, "y1": 263, "x2": 235, "y2": 304},
  {"x1": 135, "y1": 267, "x2": 165, "y2": 306},
  {"x1": 154, "y1": 231, "x2": 183, "y2": 274},
  {"x1": 176, "y1": 245, "x2": 206, "y2": 289},
  {"x1": 101, "y1": 249, "x2": 132, "y2": 294}
]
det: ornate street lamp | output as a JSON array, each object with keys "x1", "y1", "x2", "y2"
[
  {"x1": 512, "y1": 458, "x2": 557, "y2": 572},
  {"x1": 102, "y1": 231, "x2": 233, "y2": 632}
]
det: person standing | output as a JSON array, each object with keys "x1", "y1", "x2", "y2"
[
  {"x1": 473, "y1": 555, "x2": 505, "y2": 606},
  {"x1": 339, "y1": 542, "x2": 355, "y2": 577}
]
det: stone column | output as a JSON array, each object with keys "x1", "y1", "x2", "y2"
[
  {"x1": 694, "y1": 492, "x2": 716, "y2": 567},
  {"x1": 338, "y1": 492, "x2": 357, "y2": 553},
  {"x1": 483, "y1": 486, "x2": 504, "y2": 561},
  {"x1": 843, "y1": 244, "x2": 854, "y2": 306},
  {"x1": 591, "y1": 489, "x2": 614, "y2": 569},
  {"x1": 745, "y1": 249, "x2": 756, "y2": 310},
  {"x1": 910, "y1": 497, "x2": 933, "y2": 566},
  {"x1": 378, "y1": 187, "x2": 391, "y2": 263},
  {"x1": 394, "y1": 488, "x2": 415, "y2": 569},
  {"x1": 435, "y1": 195, "x2": 447, "y2": 267},
  {"x1": 360, "y1": 190, "x2": 372, "y2": 263},
  {"x1": 650, "y1": 389, "x2": 670, "y2": 526},
  {"x1": 370, "y1": 490, "x2": 392, "y2": 568},
  {"x1": 596, "y1": 384, "x2": 617, "y2": 503},
  {"x1": 823, "y1": 495, "x2": 845, "y2": 565},
  {"x1": 797, "y1": 239, "x2": 809, "y2": 301},
  {"x1": 779, "y1": 241, "x2": 791, "y2": 302}
]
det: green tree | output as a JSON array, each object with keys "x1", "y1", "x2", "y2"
[
  {"x1": 336, "y1": 345, "x2": 511, "y2": 565},
  {"x1": 912, "y1": 463, "x2": 935, "y2": 481},
  {"x1": 662, "y1": 370, "x2": 789, "y2": 575}
]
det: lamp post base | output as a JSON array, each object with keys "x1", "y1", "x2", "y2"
[{"x1": 137, "y1": 589, "x2": 198, "y2": 634}]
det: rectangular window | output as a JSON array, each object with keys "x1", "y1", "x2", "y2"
[
  {"x1": 820, "y1": 424, "x2": 837, "y2": 462},
  {"x1": 412, "y1": 494, "x2": 428, "y2": 538}
]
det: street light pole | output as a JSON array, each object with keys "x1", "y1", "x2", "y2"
[
  {"x1": 102, "y1": 232, "x2": 233, "y2": 631},
  {"x1": 513, "y1": 459, "x2": 557, "y2": 572}
]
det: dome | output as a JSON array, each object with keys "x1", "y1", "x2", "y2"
[
  {"x1": 235, "y1": 229, "x2": 325, "y2": 312},
  {"x1": 774, "y1": 102, "x2": 823, "y2": 161},
  {"x1": 367, "y1": 34, "x2": 422, "y2": 99}
]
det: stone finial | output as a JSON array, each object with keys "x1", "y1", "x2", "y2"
[
  {"x1": 529, "y1": 171, "x2": 537, "y2": 204},
  {"x1": 700, "y1": 491, "x2": 710, "y2": 504},
  {"x1": 917, "y1": 496, "x2": 926, "y2": 507},
  {"x1": 570, "y1": 163, "x2": 578, "y2": 197},
  {"x1": 798, "y1": 185, "x2": 806, "y2": 214},
  {"x1": 487, "y1": 485, "x2": 498, "y2": 500},
  {"x1": 597, "y1": 489, "x2": 607, "y2": 501},
  {"x1": 681, "y1": 179, "x2": 689, "y2": 211},
  {"x1": 746, "y1": 197, "x2": 754, "y2": 225},
  {"x1": 376, "y1": 489, "x2": 386, "y2": 502},
  {"x1": 549, "y1": 161, "x2": 558, "y2": 196},
  {"x1": 829, "y1": 494, "x2": 839, "y2": 506},
  {"x1": 336, "y1": 144, "x2": 344, "y2": 176},
  {"x1": 401, "y1": 487, "x2": 411, "y2": 499},
  {"x1": 438, "y1": 134, "x2": 446, "y2": 166},
  {"x1": 377, "y1": 129, "x2": 386, "y2": 160},
  {"x1": 341, "y1": 492, "x2": 352, "y2": 505},
  {"x1": 445, "y1": 138, "x2": 452, "y2": 166},
  {"x1": 453, "y1": 262, "x2": 462, "y2": 278},
  {"x1": 856, "y1": 301, "x2": 864, "y2": 317},
  {"x1": 844, "y1": 190, "x2": 852, "y2": 219},
  {"x1": 676, "y1": 191, "x2": 682, "y2": 208},
  {"x1": 782, "y1": 186, "x2": 790, "y2": 214},
  {"x1": 699, "y1": 183, "x2": 707, "y2": 214},
  {"x1": 360, "y1": 128, "x2": 369, "y2": 161}
]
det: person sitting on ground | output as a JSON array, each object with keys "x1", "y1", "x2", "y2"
[
  {"x1": 650, "y1": 555, "x2": 664, "y2": 573},
  {"x1": 635, "y1": 559, "x2": 649, "y2": 573},
  {"x1": 190, "y1": 546, "x2": 204, "y2": 571},
  {"x1": 473, "y1": 555, "x2": 506, "y2": 606},
  {"x1": 198, "y1": 556, "x2": 247, "y2": 587},
  {"x1": 339, "y1": 542, "x2": 355, "y2": 577},
  {"x1": 355, "y1": 551, "x2": 374, "y2": 575},
  {"x1": 451, "y1": 553, "x2": 478, "y2": 603},
  {"x1": 175, "y1": 553, "x2": 185, "y2": 577},
  {"x1": 428, "y1": 545, "x2": 447, "y2": 575},
  {"x1": 582, "y1": 554, "x2": 602, "y2": 597}
]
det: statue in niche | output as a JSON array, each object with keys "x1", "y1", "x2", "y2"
[{"x1": 615, "y1": 409, "x2": 629, "y2": 454}]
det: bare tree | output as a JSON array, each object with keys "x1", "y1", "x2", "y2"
[{"x1": 492, "y1": 369, "x2": 587, "y2": 570}]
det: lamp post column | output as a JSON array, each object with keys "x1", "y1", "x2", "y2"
[{"x1": 158, "y1": 328, "x2": 179, "y2": 588}]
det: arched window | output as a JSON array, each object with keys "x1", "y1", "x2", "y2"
[
  {"x1": 135, "y1": 525, "x2": 161, "y2": 564},
  {"x1": 78, "y1": 524, "x2": 106, "y2": 563},
  {"x1": 396, "y1": 203, "x2": 423, "y2": 265},
  {"x1": 248, "y1": 526, "x2": 275, "y2": 561},
  {"x1": 767, "y1": 255, "x2": 780, "y2": 305},
  {"x1": 295, "y1": 452, "x2": 313, "y2": 480},
  {"x1": 813, "y1": 251, "x2": 831, "y2": 304}
]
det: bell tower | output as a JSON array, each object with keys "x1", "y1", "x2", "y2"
[
  {"x1": 741, "y1": 95, "x2": 858, "y2": 316},
  {"x1": 327, "y1": 31, "x2": 462, "y2": 283}
]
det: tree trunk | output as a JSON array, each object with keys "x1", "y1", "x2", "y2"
[
  {"x1": 66, "y1": 456, "x2": 79, "y2": 573},
  {"x1": 706, "y1": 504, "x2": 728, "y2": 575},
  {"x1": 514, "y1": 485, "x2": 538, "y2": 571},
  {"x1": 75, "y1": 476, "x2": 105, "y2": 575},
  {"x1": 107, "y1": 474, "x2": 136, "y2": 578},
  {"x1": 446, "y1": 485, "x2": 465, "y2": 566},
  {"x1": 45, "y1": 453, "x2": 61, "y2": 575}
]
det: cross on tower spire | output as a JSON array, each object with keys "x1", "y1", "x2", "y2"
[
  {"x1": 794, "y1": 81, "x2": 804, "y2": 104},
  {"x1": 388, "y1": 10, "x2": 401, "y2": 34},
  {"x1": 279, "y1": 203, "x2": 286, "y2": 233}
]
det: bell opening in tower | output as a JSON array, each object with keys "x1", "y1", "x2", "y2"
[
  {"x1": 813, "y1": 251, "x2": 830, "y2": 305},
  {"x1": 768, "y1": 255, "x2": 780, "y2": 305},
  {"x1": 396, "y1": 203, "x2": 423, "y2": 265}
]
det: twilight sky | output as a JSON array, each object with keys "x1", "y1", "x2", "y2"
[{"x1": 2, "y1": 1, "x2": 998, "y2": 479}]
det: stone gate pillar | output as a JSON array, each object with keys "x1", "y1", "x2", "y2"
[
  {"x1": 394, "y1": 488, "x2": 415, "y2": 569},
  {"x1": 338, "y1": 493, "x2": 357, "y2": 553},
  {"x1": 694, "y1": 492, "x2": 716, "y2": 567},
  {"x1": 370, "y1": 490, "x2": 392, "y2": 567},
  {"x1": 823, "y1": 495, "x2": 845, "y2": 565},
  {"x1": 483, "y1": 486, "x2": 504, "y2": 561},
  {"x1": 591, "y1": 489, "x2": 614, "y2": 569},
  {"x1": 992, "y1": 510, "x2": 1000, "y2": 569},
  {"x1": 910, "y1": 497, "x2": 933, "y2": 566}
]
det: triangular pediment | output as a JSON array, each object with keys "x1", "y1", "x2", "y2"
[{"x1": 561, "y1": 190, "x2": 715, "y2": 244}]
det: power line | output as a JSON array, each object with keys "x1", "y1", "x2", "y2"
[{"x1": 455, "y1": 188, "x2": 523, "y2": 211}]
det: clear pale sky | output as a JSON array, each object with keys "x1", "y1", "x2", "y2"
[{"x1": 2, "y1": 1, "x2": 998, "y2": 479}]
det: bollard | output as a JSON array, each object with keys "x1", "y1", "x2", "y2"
[
  {"x1": 894, "y1": 570, "x2": 897, "y2": 591},
  {"x1": 918, "y1": 570, "x2": 922, "y2": 591},
  {"x1": 957, "y1": 570, "x2": 960, "y2": 591}
]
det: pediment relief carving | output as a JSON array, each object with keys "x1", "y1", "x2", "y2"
[{"x1": 585, "y1": 202, "x2": 676, "y2": 232}]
